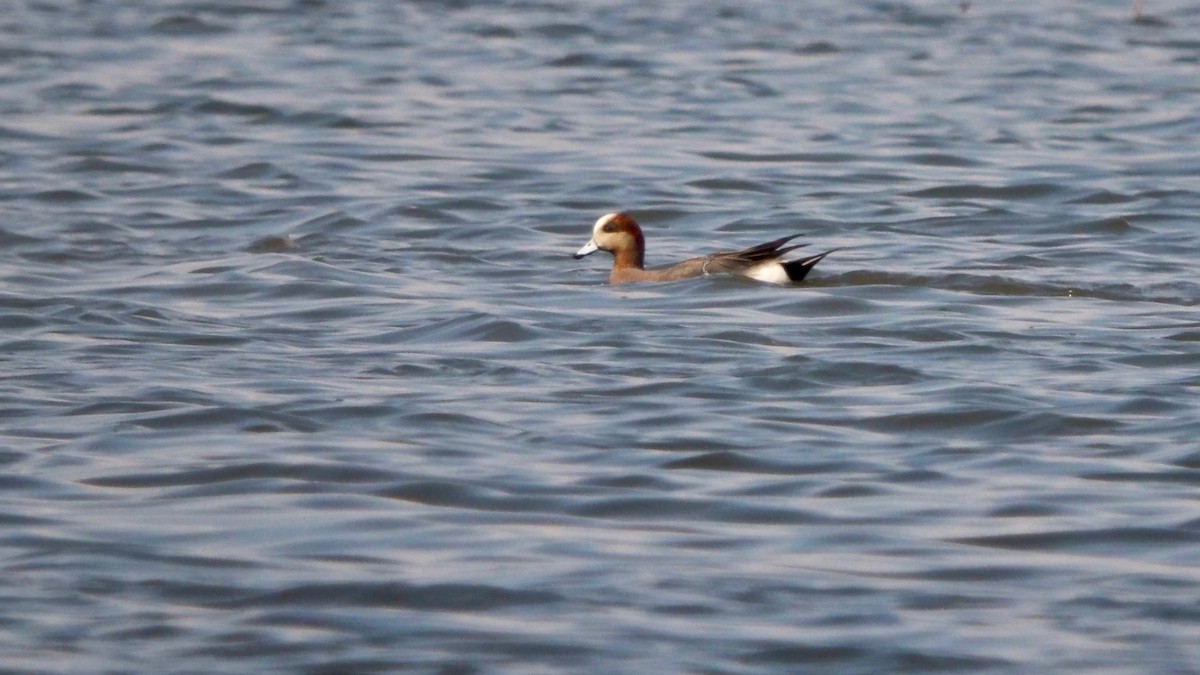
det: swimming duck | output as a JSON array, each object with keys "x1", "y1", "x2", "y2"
[{"x1": 573, "y1": 212, "x2": 834, "y2": 285}]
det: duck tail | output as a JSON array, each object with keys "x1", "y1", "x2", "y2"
[{"x1": 782, "y1": 248, "x2": 838, "y2": 282}]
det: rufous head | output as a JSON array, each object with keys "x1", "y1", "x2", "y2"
[{"x1": 573, "y1": 212, "x2": 646, "y2": 268}]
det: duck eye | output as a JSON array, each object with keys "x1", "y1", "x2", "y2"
[{"x1": 602, "y1": 223, "x2": 615, "y2": 233}]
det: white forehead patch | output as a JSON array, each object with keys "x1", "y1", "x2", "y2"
[{"x1": 593, "y1": 213, "x2": 620, "y2": 233}]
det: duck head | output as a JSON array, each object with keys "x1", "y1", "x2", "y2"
[{"x1": 573, "y1": 212, "x2": 646, "y2": 269}]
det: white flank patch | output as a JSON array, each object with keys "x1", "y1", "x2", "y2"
[{"x1": 746, "y1": 262, "x2": 790, "y2": 285}]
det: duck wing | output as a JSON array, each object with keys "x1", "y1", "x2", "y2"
[{"x1": 711, "y1": 233, "x2": 806, "y2": 264}]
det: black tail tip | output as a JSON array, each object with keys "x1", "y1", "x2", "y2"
[{"x1": 782, "y1": 249, "x2": 837, "y2": 282}]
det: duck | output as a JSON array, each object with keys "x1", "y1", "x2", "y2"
[{"x1": 573, "y1": 212, "x2": 834, "y2": 285}]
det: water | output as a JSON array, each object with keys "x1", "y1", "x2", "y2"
[{"x1": 2, "y1": 1, "x2": 1199, "y2": 672}]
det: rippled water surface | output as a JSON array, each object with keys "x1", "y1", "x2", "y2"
[{"x1": 3, "y1": 1, "x2": 1200, "y2": 672}]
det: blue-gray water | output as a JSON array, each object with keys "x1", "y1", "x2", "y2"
[{"x1": 3, "y1": 1, "x2": 1199, "y2": 673}]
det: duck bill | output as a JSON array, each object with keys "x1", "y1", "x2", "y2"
[{"x1": 573, "y1": 239, "x2": 599, "y2": 259}]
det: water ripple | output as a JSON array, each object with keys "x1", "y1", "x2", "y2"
[{"x1": 2, "y1": 1, "x2": 1199, "y2": 673}]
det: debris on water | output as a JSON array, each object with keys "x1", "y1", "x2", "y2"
[{"x1": 247, "y1": 234, "x2": 300, "y2": 253}]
